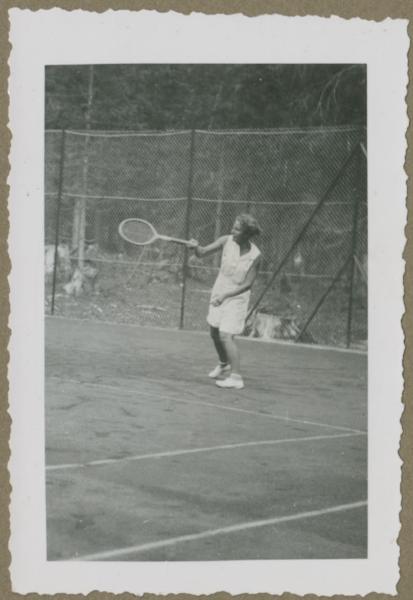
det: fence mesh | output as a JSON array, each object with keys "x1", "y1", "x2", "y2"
[{"x1": 45, "y1": 127, "x2": 367, "y2": 348}]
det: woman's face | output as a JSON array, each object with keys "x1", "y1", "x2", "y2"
[{"x1": 231, "y1": 219, "x2": 247, "y2": 244}]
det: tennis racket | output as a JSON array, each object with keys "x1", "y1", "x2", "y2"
[{"x1": 119, "y1": 218, "x2": 192, "y2": 247}]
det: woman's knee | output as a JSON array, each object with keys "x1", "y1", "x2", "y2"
[
  {"x1": 210, "y1": 326, "x2": 220, "y2": 341},
  {"x1": 219, "y1": 330, "x2": 233, "y2": 344}
]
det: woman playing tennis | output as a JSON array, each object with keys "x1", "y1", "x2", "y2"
[{"x1": 189, "y1": 214, "x2": 261, "y2": 389}]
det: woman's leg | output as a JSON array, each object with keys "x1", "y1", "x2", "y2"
[
  {"x1": 210, "y1": 326, "x2": 229, "y2": 365},
  {"x1": 219, "y1": 331, "x2": 241, "y2": 375},
  {"x1": 215, "y1": 331, "x2": 244, "y2": 389}
]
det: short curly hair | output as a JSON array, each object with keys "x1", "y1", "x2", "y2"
[{"x1": 235, "y1": 213, "x2": 262, "y2": 238}]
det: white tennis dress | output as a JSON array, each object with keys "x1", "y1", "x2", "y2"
[{"x1": 207, "y1": 235, "x2": 261, "y2": 334}]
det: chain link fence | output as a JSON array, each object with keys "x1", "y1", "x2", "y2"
[{"x1": 45, "y1": 127, "x2": 367, "y2": 348}]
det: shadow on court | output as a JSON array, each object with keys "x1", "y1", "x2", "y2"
[{"x1": 45, "y1": 316, "x2": 367, "y2": 561}]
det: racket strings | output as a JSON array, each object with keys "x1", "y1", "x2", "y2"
[{"x1": 121, "y1": 220, "x2": 155, "y2": 244}]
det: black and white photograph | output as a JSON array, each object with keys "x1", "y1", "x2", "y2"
[
  {"x1": 7, "y1": 9, "x2": 407, "y2": 597},
  {"x1": 44, "y1": 62, "x2": 368, "y2": 562}
]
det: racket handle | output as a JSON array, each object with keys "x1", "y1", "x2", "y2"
[{"x1": 158, "y1": 234, "x2": 192, "y2": 246}]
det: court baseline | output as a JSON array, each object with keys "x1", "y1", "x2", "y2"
[
  {"x1": 46, "y1": 430, "x2": 365, "y2": 471},
  {"x1": 72, "y1": 500, "x2": 367, "y2": 561},
  {"x1": 46, "y1": 315, "x2": 367, "y2": 355}
]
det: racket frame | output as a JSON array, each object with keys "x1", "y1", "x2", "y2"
[{"x1": 118, "y1": 218, "x2": 190, "y2": 246}]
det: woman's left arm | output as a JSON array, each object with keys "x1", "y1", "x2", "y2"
[{"x1": 211, "y1": 256, "x2": 261, "y2": 306}]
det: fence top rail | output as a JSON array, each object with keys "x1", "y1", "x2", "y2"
[
  {"x1": 45, "y1": 192, "x2": 188, "y2": 202},
  {"x1": 192, "y1": 197, "x2": 354, "y2": 206},
  {"x1": 44, "y1": 191, "x2": 355, "y2": 206},
  {"x1": 195, "y1": 125, "x2": 364, "y2": 136},
  {"x1": 45, "y1": 125, "x2": 365, "y2": 137},
  {"x1": 60, "y1": 129, "x2": 192, "y2": 138}
]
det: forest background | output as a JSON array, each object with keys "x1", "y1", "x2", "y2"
[
  {"x1": 45, "y1": 64, "x2": 366, "y2": 130},
  {"x1": 45, "y1": 64, "x2": 367, "y2": 346}
]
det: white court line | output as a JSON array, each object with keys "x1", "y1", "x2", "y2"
[
  {"x1": 45, "y1": 315, "x2": 367, "y2": 355},
  {"x1": 46, "y1": 431, "x2": 364, "y2": 472},
  {"x1": 72, "y1": 500, "x2": 367, "y2": 561},
  {"x1": 47, "y1": 376, "x2": 366, "y2": 435},
  {"x1": 164, "y1": 393, "x2": 367, "y2": 435}
]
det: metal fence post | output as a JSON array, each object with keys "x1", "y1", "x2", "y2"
[
  {"x1": 179, "y1": 129, "x2": 196, "y2": 329},
  {"x1": 50, "y1": 129, "x2": 67, "y2": 315},
  {"x1": 345, "y1": 146, "x2": 363, "y2": 348}
]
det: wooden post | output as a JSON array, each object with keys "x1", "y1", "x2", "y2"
[
  {"x1": 179, "y1": 130, "x2": 196, "y2": 329},
  {"x1": 345, "y1": 147, "x2": 363, "y2": 348}
]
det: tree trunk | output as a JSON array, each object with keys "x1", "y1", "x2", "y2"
[{"x1": 70, "y1": 65, "x2": 94, "y2": 294}]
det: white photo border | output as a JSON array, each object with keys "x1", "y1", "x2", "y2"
[{"x1": 8, "y1": 9, "x2": 408, "y2": 596}]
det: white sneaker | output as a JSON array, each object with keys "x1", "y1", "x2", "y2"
[
  {"x1": 208, "y1": 364, "x2": 231, "y2": 379},
  {"x1": 216, "y1": 375, "x2": 244, "y2": 390}
]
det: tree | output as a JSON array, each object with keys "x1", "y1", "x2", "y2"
[{"x1": 45, "y1": 64, "x2": 366, "y2": 131}]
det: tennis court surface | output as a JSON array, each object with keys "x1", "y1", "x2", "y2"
[{"x1": 45, "y1": 316, "x2": 367, "y2": 561}]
